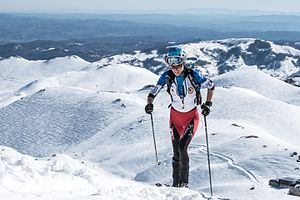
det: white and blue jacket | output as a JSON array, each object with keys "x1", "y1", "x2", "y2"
[{"x1": 149, "y1": 68, "x2": 215, "y2": 112}]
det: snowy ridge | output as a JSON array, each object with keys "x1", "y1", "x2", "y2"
[
  {"x1": 0, "y1": 55, "x2": 93, "y2": 100},
  {"x1": 213, "y1": 66, "x2": 300, "y2": 106},
  {"x1": 0, "y1": 63, "x2": 158, "y2": 108}
]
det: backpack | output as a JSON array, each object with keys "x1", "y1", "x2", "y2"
[{"x1": 166, "y1": 68, "x2": 202, "y2": 105}]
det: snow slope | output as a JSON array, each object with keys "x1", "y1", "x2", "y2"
[
  {"x1": 0, "y1": 62, "x2": 157, "y2": 156},
  {"x1": 0, "y1": 56, "x2": 93, "y2": 107},
  {"x1": 213, "y1": 66, "x2": 300, "y2": 106},
  {"x1": 1, "y1": 56, "x2": 300, "y2": 199},
  {"x1": 0, "y1": 146, "x2": 201, "y2": 200}
]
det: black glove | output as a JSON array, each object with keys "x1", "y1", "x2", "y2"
[
  {"x1": 145, "y1": 103, "x2": 154, "y2": 114},
  {"x1": 201, "y1": 101, "x2": 212, "y2": 116}
]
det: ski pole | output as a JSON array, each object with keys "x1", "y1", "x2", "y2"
[
  {"x1": 150, "y1": 113, "x2": 161, "y2": 165},
  {"x1": 204, "y1": 115, "x2": 213, "y2": 197}
]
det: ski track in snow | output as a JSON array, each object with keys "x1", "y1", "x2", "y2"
[{"x1": 195, "y1": 144, "x2": 261, "y2": 185}]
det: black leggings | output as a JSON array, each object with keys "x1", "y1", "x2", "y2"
[{"x1": 171, "y1": 120, "x2": 194, "y2": 186}]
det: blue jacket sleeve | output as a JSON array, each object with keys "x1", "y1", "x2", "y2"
[
  {"x1": 192, "y1": 70, "x2": 215, "y2": 90},
  {"x1": 148, "y1": 71, "x2": 169, "y2": 98}
]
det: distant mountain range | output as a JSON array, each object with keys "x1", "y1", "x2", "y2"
[
  {"x1": 0, "y1": 36, "x2": 174, "y2": 62},
  {"x1": 1, "y1": 13, "x2": 300, "y2": 86},
  {"x1": 93, "y1": 38, "x2": 300, "y2": 87},
  {"x1": 2, "y1": 13, "x2": 300, "y2": 44},
  {"x1": 1, "y1": 38, "x2": 300, "y2": 86}
]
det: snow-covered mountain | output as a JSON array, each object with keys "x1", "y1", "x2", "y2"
[
  {"x1": 96, "y1": 38, "x2": 300, "y2": 86},
  {"x1": 1, "y1": 46, "x2": 300, "y2": 199}
]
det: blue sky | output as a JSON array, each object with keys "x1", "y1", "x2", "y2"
[{"x1": 0, "y1": 0, "x2": 300, "y2": 13}]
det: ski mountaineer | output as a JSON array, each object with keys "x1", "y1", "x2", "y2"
[{"x1": 145, "y1": 46, "x2": 215, "y2": 188}]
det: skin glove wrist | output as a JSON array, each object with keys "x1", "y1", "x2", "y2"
[
  {"x1": 201, "y1": 101, "x2": 212, "y2": 116},
  {"x1": 145, "y1": 103, "x2": 154, "y2": 114}
]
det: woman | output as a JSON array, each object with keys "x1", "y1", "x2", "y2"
[{"x1": 145, "y1": 46, "x2": 215, "y2": 187}]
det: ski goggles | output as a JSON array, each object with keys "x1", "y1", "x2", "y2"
[{"x1": 166, "y1": 56, "x2": 184, "y2": 65}]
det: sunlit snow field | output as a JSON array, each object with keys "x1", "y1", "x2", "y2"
[{"x1": 1, "y1": 42, "x2": 300, "y2": 199}]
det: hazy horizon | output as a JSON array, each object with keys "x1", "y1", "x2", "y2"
[{"x1": 1, "y1": 0, "x2": 300, "y2": 14}]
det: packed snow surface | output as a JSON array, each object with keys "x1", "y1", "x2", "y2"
[{"x1": 1, "y1": 55, "x2": 300, "y2": 199}]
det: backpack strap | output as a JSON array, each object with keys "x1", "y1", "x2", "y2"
[
  {"x1": 186, "y1": 68, "x2": 202, "y2": 105},
  {"x1": 166, "y1": 70, "x2": 175, "y2": 95},
  {"x1": 166, "y1": 68, "x2": 202, "y2": 105}
]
